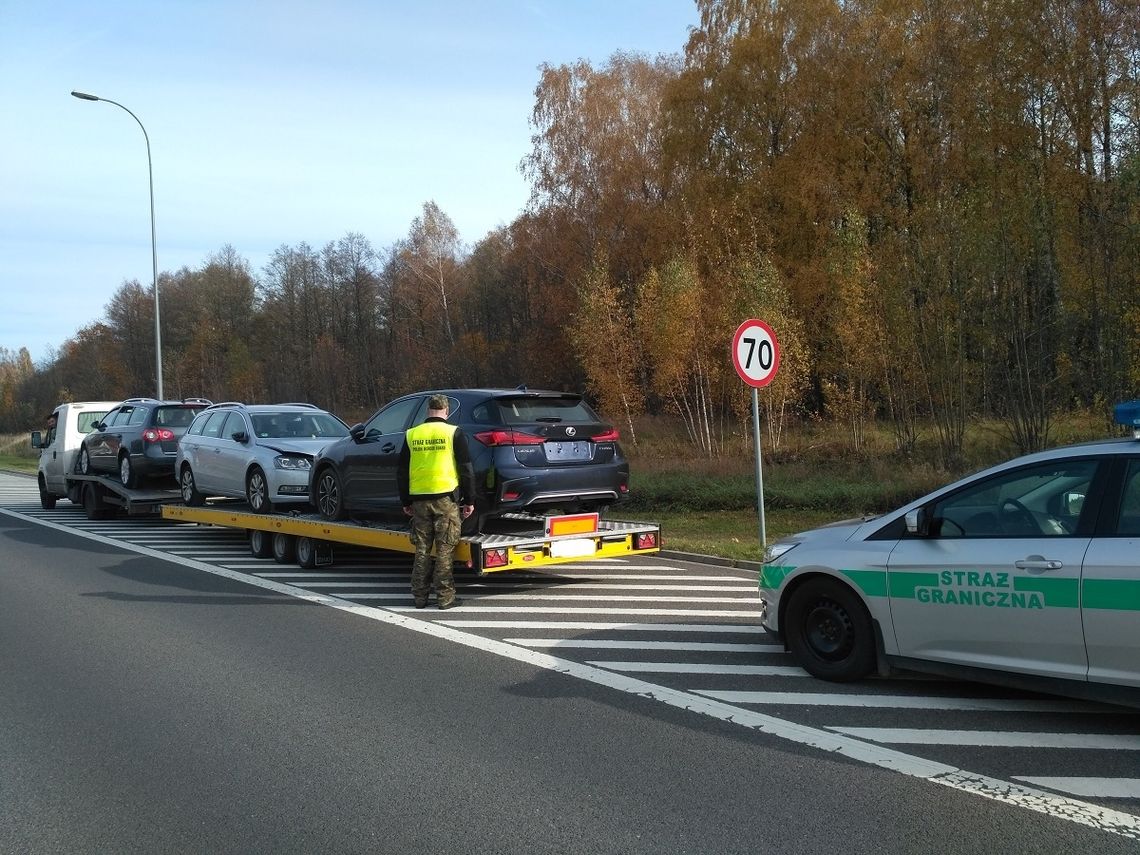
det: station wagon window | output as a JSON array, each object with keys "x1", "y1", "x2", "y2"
[
  {"x1": 155, "y1": 406, "x2": 200, "y2": 428},
  {"x1": 365, "y1": 397, "x2": 421, "y2": 437},
  {"x1": 128, "y1": 406, "x2": 148, "y2": 426},
  {"x1": 200, "y1": 411, "x2": 229, "y2": 439},
  {"x1": 932, "y1": 459, "x2": 1098, "y2": 538},
  {"x1": 186, "y1": 413, "x2": 210, "y2": 436}
]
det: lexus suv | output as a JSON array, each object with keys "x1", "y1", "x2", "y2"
[
  {"x1": 176, "y1": 402, "x2": 350, "y2": 512},
  {"x1": 77, "y1": 398, "x2": 211, "y2": 487},
  {"x1": 308, "y1": 387, "x2": 629, "y2": 531}
]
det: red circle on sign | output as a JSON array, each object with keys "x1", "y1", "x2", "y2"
[{"x1": 731, "y1": 319, "x2": 781, "y2": 388}]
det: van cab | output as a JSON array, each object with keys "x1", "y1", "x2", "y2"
[{"x1": 31, "y1": 401, "x2": 118, "y2": 508}]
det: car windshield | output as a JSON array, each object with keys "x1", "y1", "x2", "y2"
[
  {"x1": 250, "y1": 412, "x2": 349, "y2": 439},
  {"x1": 495, "y1": 397, "x2": 597, "y2": 424}
]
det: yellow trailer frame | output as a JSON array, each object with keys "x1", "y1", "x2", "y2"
[{"x1": 162, "y1": 505, "x2": 660, "y2": 574}]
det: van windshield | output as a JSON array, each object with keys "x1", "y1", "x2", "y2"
[{"x1": 77, "y1": 411, "x2": 108, "y2": 434}]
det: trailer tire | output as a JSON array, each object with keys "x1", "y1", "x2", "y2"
[
  {"x1": 180, "y1": 466, "x2": 205, "y2": 507},
  {"x1": 272, "y1": 533, "x2": 296, "y2": 564},
  {"x1": 249, "y1": 529, "x2": 274, "y2": 558},
  {"x1": 296, "y1": 536, "x2": 319, "y2": 569},
  {"x1": 82, "y1": 483, "x2": 113, "y2": 521}
]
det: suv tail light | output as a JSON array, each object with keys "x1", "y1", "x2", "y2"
[
  {"x1": 474, "y1": 430, "x2": 546, "y2": 447},
  {"x1": 143, "y1": 428, "x2": 176, "y2": 443},
  {"x1": 591, "y1": 428, "x2": 620, "y2": 442}
]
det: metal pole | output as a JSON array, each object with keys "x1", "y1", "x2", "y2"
[
  {"x1": 752, "y1": 386, "x2": 766, "y2": 550},
  {"x1": 71, "y1": 91, "x2": 163, "y2": 399}
]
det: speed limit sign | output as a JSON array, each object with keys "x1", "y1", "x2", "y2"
[{"x1": 731, "y1": 319, "x2": 780, "y2": 388}]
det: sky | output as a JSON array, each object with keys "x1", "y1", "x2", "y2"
[{"x1": 0, "y1": 0, "x2": 700, "y2": 364}]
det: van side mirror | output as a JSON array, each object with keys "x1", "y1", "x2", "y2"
[{"x1": 30, "y1": 431, "x2": 42, "y2": 449}]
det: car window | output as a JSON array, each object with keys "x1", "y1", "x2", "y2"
[
  {"x1": 931, "y1": 459, "x2": 1098, "y2": 538},
  {"x1": 77, "y1": 411, "x2": 108, "y2": 434},
  {"x1": 186, "y1": 412, "x2": 210, "y2": 436},
  {"x1": 128, "y1": 406, "x2": 148, "y2": 427},
  {"x1": 98, "y1": 407, "x2": 123, "y2": 429},
  {"x1": 219, "y1": 412, "x2": 245, "y2": 441},
  {"x1": 1115, "y1": 460, "x2": 1140, "y2": 536},
  {"x1": 410, "y1": 395, "x2": 461, "y2": 427},
  {"x1": 155, "y1": 406, "x2": 199, "y2": 428},
  {"x1": 495, "y1": 396, "x2": 596, "y2": 424},
  {"x1": 201, "y1": 411, "x2": 229, "y2": 439},
  {"x1": 365, "y1": 397, "x2": 421, "y2": 437},
  {"x1": 113, "y1": 407, "x2": 137, "y2": 427}
]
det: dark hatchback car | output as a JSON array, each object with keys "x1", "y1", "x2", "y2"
[
  {"x1": 77, "y1": 397, "x2": 211, "y2": 487},
  {"x1": 309, "y1": 388, "x2": 629, "y2": 531}
]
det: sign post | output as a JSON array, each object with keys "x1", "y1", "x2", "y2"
[{"x1": 731, "y1": 319, "x2": 781, "y2": 550}]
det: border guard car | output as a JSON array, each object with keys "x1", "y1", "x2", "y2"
[{"x1": 760, "y1": 400, "x2": 1140, "y2": 707}]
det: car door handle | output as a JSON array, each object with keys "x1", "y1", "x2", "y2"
[
  {"x1": 382, "y1": 443, "x2": 396, "y2": 453},
  {"x1": 1015, "y1": 555, "x2": 1063, "y2": 571}
]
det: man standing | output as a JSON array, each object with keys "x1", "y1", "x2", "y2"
[{"x1": 399, "y1": 394, "x2": 476, "y2": 610}]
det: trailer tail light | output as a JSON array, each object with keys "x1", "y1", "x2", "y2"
[
  {"x1": 636, "y1": 532, "x2": 657, "y2": 550},
  {"x1": 474, "y1": 430, "x2": 546, "y2": 447},
  {"x1": 483, "y1": 548, "x2": 508, "y2": 568},
  {"x1": 591, "y1": 428, "x2": 620, "y2": 442},
  {"x1": 143, "y1": 428, "x2": 176, "y2": 443}
]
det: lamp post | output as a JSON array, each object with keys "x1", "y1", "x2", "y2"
[{"x1": 71, "y1": 90, "x2": 163, "y2": 400}]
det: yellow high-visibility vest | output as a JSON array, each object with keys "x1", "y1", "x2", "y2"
[{"x1": 406, "y1": 421, "x2": 459, "y2": 496}]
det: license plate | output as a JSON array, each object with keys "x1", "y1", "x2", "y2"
[
  {"x1": 544, "y1": 440, "x2": 591, "y2": 462},
  {"x1": 549, "y1": 538, "x2": 597, "y2": 558}
]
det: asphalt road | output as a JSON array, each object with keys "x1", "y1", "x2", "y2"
[{"x1": 1, "y1": 484, "x2": 1138, "y2": 852}]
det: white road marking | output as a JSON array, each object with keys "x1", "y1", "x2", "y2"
[
  {"x1": 588, "y1": 661, "x2": 807, "y2": 676},
  {"x1": 3, "y1": 498, "x2": 1139, "y2": 840},
  {"x1": 1013, "y1": 778, "x2": 1140, "y2": 799},
  {"x1": 505, "y1": 639, "x2": 782, "y2": 653},
  {"x1": 438, "y1": 621, "x2": 765, "y2": 633},
  {"x1": 386, "y1": 605, "x2": 757, "y2": 617},
  {"x1": 694, "y1": 691, "x2": 1111, "y2": 713},
  {"x1": 831, "y1": 729, "x2": 1140, "y2": 750}
]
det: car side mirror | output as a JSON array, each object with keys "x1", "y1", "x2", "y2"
[
  {"x1": 350, "y1": 423, "x2": 366, "y2": 441},
  {"x1": 905, "y1": 508, "x2": 931, "y2": 536},
  {"x1": 30, "y1": 430, "x2": 42, "y2": 449},
  {"x1": 231, "y1": 431, "x2": 248, "y2": 443},
  {"x1": 94, "y1": 421, "x2": 105, "y2": 431}
]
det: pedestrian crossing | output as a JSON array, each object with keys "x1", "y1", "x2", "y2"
[{"x1": 2, "y1": 470, "x2": 1139, "y2": 832}]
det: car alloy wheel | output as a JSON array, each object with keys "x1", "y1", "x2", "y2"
[
  {"x1": 247, "y1": 467, "x2": 270, "y2": 513},
  {"x1": 316, "y1": 469, "x2": 344, "y2": 521}
]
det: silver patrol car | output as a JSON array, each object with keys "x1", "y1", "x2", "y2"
[{"x1": 760, "y1": 400, "x2": 1140, "y2": 707}]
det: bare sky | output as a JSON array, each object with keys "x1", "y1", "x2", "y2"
[{"x1": 0, "y1": 0, "x2": 698, "y2": 362}]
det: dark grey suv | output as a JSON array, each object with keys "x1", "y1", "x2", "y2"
[
  {"x1": 308, "y1": 388, "x2": 629, "y2": 531},
  {"x1": 77, "y1": 397, "x2": 211, "y2": 487}
]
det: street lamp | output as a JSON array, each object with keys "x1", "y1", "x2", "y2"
[{"x1": 71, "y1": 90, "x2": 164, "y2": 400}]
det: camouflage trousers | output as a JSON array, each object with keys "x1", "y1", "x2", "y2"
[{"x1": 409, "y1": 496, "x2": 461, "y2": 604}]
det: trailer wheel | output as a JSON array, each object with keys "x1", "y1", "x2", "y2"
[
  {"x1": 249, "y1": 529, "x2": 274, "y2": 558},
  {"x1": 38, "y1": 476, "x2": 57, "y2": 510},
  {"x1": 82, "y1": 483, "x2": 113, "y2": 521},
  {"x1": 272, "y1": 533, "x2": 296, "y2": 564},
  {"x1": 296, "y1": 536, "x2": 318, "y2": 569}
]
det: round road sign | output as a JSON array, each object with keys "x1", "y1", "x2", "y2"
[{"x1": 731, "y1": 319, "x2": 780, "y2": 388}]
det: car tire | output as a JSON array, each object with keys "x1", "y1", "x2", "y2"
[
  {"x1": 38, "y1": 476, "x2": 56, "y2": 510},
  {"x1": 119, "y1": 453, "x2": 137, "y2": 489},
  {"x1": 246, "y1": 467, "x2": 273, "y2": 514},
  {"x1": 785, "y1": 578, "x2": 876, "y2": 682},
  {"x1": 180, "y1": 466, "x2": 205, "y2": 507},
  {"x1": 315, "y1": 467, "x2": 345, "y2": 521},
  {"x1": 249, "y1": 529, "x2": 274, "y2": 558},
  {"x1": 78, "y1": 445, "x2": 91, "y2": 475}
]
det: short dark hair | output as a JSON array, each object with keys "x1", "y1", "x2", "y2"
[{"x1": 427, "y1": 394, "x2": 449, "y2": 411}]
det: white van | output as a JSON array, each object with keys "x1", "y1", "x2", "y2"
[{"x1": 31, "y1": 401, "x2": 119, "y2": 508}]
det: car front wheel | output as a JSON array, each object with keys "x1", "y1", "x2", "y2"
[
  {"x1": 246, "y1": 467, "x2": 272, "y2": 514},
  {"x1": 785, "y1": 577, "x2": 876, "y2": 682},
  {"x1": 180, "y1": 466, "x2": 205, "y2": 506},
  {"x1": 315, "y1": 468, "x2": 345, "y2": 521}
]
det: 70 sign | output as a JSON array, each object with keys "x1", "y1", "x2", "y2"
[{"x1": 731, "y1": 319, "x2": 780, "y2": 388}]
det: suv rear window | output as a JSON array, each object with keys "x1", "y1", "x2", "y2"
[{"x1": 495, "y1": 396, "x2": 596, "y2": 424}]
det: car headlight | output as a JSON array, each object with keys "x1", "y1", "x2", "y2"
[
  {"x1": 763, "y1": 541, "x2": 799, "y2": 563},
  {"x1": 274, "y1": 455, "x2": 312, "y2": 471}
]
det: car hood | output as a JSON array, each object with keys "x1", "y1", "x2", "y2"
[
  {"x1": 784, "y1": 515, "x2": 881, "y2": 546},
  {"x1": 257, "y1": 438, "x2": 341, "y2": 456}
]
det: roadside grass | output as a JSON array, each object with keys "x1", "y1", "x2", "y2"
[{"x1": 0, "y1": 433, "x2": 37, "y2": 473}]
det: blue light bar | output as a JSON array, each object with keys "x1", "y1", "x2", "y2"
[{"x1": 1115, "y1": 399, "x2": 1140, "y2": 438}]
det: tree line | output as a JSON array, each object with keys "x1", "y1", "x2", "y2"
[{"x1": 4, "y1": 0, "x2": 1138, "y2": 467}]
